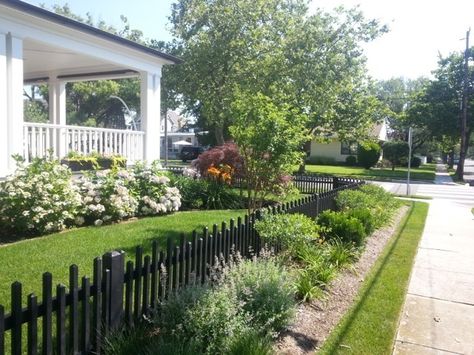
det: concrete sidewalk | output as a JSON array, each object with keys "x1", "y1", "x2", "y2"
[{"x1": 393, "y1": 167, "x2": 474, "y2": 354}]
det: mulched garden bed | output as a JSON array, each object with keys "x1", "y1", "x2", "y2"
[{"x1": 275, "y1": 205, "x2": 409, "y2": 354}]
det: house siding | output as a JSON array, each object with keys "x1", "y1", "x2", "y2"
[{"x1": 310, "y1": 140, "x2": 351, "y2": 162}]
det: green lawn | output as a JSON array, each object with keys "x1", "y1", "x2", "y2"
[
  {"x1": 318, "y1": 201, "x2": 429, "y2": 354},
  {"x1": 0, "y1": 209, "x2": 245, "y2": 310},
  {"x1": 302, "y1": 164, "x2": 436, "y2": 181}
]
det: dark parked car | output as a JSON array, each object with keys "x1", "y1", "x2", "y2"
[{"x1": 179, "y1": 146, "x2": 204, "y2": 162}]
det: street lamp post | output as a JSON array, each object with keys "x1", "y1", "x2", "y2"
[
  {"x1": 406, "y1": 127, "x2": 413, "y2": 196},
  {"x1": 109, "y1": 95, "x2": 138, "y2": 130}
]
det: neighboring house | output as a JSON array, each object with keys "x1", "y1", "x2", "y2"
[
  {"x1": 160, "y1": 110, "x2": 187, "y2": 133},
  {"x1": 160, "y1": 110, "x2": 199, "y2": 159},
  {"x1": 309, "y1": 121, "x2": 388, "y2": 164},
  {"x1": 0, "y1": 0, "x2": 180, "y2": 177}
]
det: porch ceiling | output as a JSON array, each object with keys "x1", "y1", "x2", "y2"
[{"x1": 23, "y1": 38, "x2": 136, "y2": 83}]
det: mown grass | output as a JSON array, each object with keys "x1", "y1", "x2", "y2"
[
  {"x1": 302, "y1": 164, "x2": 436, "y2": 181},
  {"x1": 394, "y1": 194, "x2": 433, "y2": 200},
  {"x1": 318, "y1": 201, "x2": 429, "y2": 354},
  {"x1": 0, "y1": 209, "x2": 245, "y2": 309}
]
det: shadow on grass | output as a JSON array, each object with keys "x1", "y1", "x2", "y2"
[
  {"x1": 321, "y1": 203, "x2": 414, "y2": 354},
  {"x1": 115, "y1": 221, "x2": 234, "y2": 260}
]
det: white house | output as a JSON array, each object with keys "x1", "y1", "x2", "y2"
[
  {"x1": 309, "y1": 121, "x2": 388, "y2": 164},
  {"x1": 0, "y1": 0, "x2": 180, "y2": 177},
  {"x1": 160, "y1": 110, "x2": 199, "y2": 159}
]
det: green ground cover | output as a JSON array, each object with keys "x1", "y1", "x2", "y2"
[
  {"x1": 302, "y1": 164, "x2": 436, "y2": 181},
  {"x1": 0, "y1": 209, "x2": 245, "y2": 309},
  {"x1": 318, "y1": 201, "x2": 429, "y2": 354}
]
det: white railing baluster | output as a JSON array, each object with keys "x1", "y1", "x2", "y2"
[
  {"x1": 45, "y1": 127, "x2": 51, "y2": 156},
  {"x1": 22, "y1": 123, "x2": 146, "y2": 164},
  {"x1": 31, "y1": 126, "x2": 37, "y2": 159},
  {"x1": 23, "y1": 125, "x2": 29, "y2": 163}
]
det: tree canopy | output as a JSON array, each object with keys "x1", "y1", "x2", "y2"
[
  {"x1": 166, "y1": 0, "x2": 388, "y2": 144},
  {"x1": 403, "y1": 49, "x2": 474, "y2": 175},
  {"x1": 27, "y1": 1, "x2": 390, "y2": 155}
]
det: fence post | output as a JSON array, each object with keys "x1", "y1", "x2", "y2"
[
  {"x1": 102, "y1": 251, "x2": 125, "y2": 330},
  {"x1": 333, "y1": 176, "x2": 339, "y2": 189}
]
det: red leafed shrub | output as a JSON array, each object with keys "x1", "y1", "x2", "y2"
[{"x1": 193, "y1": 143, "x2": 244, "y2": 178}]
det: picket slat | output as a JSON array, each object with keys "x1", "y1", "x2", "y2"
[
  {"x1": 81, "y1": 276, "x2": 91, "y2": 353},
  {"x1": 143, "y1": 256, "x2": 151, "y2": 315},
  {"x1": 69, "y1": 265, "x2": 79, "y2": 354},
  {"x1": 92, "y1": 257, "x2": 102, "y2": 354},
  {"x1": 124, "y1": 261, "x2": 133, "y2": 326},
  {"x1": 0, "y1": 306, "x2": 4, "y2": 355},
  {"x1": 56, "y1": 285, "x2": 66, "y2": 355},
  {"x1": 134, "y1": 247, "x2": 143, "y2": 319},
  {"x1": 151, "y1": 241, "x2": 159, "y2": 309},
  {"x1": 27, "y1": 294, "x2": 38, "y2": 355}
]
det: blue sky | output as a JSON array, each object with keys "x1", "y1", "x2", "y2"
[
  {"x1": 23, "y1": 0, "x2": 474, "y2": 80},
  {"x1": 25, "y1": 0, "x2": 176, "y2": 41}
]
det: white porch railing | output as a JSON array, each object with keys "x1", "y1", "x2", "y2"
[{"x1": 23, "y1": 122, "x2": 145, "y2": 163}]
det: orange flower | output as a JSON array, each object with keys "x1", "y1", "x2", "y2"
[
  {"x1": 207, "y1": 166, "x2": 221, "y2": 178},
  {"x1": 206, "y1": 164, "x2": 233, "y2": 184}
]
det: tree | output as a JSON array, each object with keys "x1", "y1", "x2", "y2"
[
  {"x1": 229, "y1": 92, "x2": 309, "y2": 214},
  {"x1": 383, "y1": 141, "x2": 409, "y2": 171},
  {"x1": 404, "y1": 49, "x2": 474, "y2": 176},
  {"x1": 281, "y1": 8, "x2": 388, "y2": 143},
  {"x1": 167, "y1": 0, "x2": 387, "y2": 145},
  {"x1": 374, "y1": 77, "x2": 429, "y2": 143},
  {"x1": 437, "y1": 48, "x2": 474, "y2": 179}
]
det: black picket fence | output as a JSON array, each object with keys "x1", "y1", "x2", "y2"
[
  {"x1": 160, "y1": 165, "x2": 362, "y2": 194},
  {"x1": 0, "y1": 178, "x2": 363, "y2": 355}
]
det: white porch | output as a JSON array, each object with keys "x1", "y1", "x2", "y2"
[
  {"x1": 24, "y1": 123, "x2": 145, "y2": 163},
  {"x1": 0, "y1": 1, "x2": 180, "y2": 176}
]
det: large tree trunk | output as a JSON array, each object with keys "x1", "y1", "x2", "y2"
[
  {"x1": 297, "y1": 140, "x2": 311, "y2": 174},
  {"x1": 215, "y1": 125, "x2": 225, "y2": 146},
  {"x1": 455, "y1": 128, "x2": 472, "y2": 180},
  {"x1": 448, "y1": 151, "x2": 455, "y2": 169}
]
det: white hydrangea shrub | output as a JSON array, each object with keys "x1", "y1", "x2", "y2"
[
  {"x1": 0, "y1": 156, "x2": 82, "y2": 238},
  {"x1": 76, "y1": 169, "x2": 138, "y2": 225},
  {"x1": 129, "y1": 164, "x2": 182, "y2": 216}
]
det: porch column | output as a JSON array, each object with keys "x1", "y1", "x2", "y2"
[
  {"x1": 0, "y1": 33, "x2": 7, "y2": 177},
  {"x1": 48, "y1": 78, "x2": 67, "y2": 158},
  {"x1": 140, "y1": 69, "x2": 161, "y2": 163},
  {"x1": 4, "y1": 33, "x2": 23, "y2": 175}
]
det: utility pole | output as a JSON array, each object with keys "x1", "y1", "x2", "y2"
[
  {"x1": 456, "y1": 28, "x2": 470, "y2": 180},
  {"x1": 407, "y1": 127, "x2": 412, "y2": 196}
]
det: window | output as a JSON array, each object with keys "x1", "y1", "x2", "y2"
[{"x1": 341, "y1": 141, "x2": 357, "y2": 155}]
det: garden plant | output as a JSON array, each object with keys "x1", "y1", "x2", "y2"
[{"x1": 0, "y1": 157, "x2": 182, "y2": 240}]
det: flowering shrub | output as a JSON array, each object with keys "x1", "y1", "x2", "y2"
[
  {"x1": 0, "y1": 157, "x2": 183, "y2": 238},
  {"x1": 183, "y1": 166, "x2": 201, "y2": 179},
  {"x1": 193, "y1": 142, "x2": 244, "y2": 178},
  {"x1": 129, "y1": 164, "x2": 182, "y2": 216},
  {"x1": 76, "y1": 170, "x2": 138, "y2": 226},
  {"x1": 0, "y1": 156, "x2": 82, "y2": 239},
  {"x1": 76, "y1": 166, "x2": 182, "y2": 224}
]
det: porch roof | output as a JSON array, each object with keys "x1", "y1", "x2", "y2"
[{"x1": 0, "y1": 0, "x2": 181, "y2": 81}]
